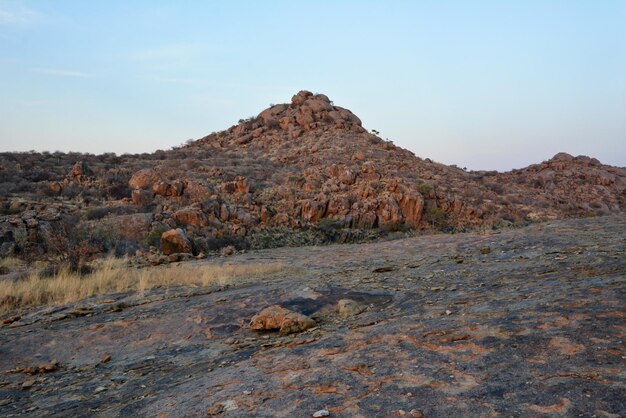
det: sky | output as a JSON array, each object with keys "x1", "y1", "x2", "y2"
[{"x1": 0, "y1": 1, "x2": 624, "y2": 171}]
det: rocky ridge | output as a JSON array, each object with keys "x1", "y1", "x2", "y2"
[{"x1": 0, "y1": 90, "x2": 625, "y2": 262}]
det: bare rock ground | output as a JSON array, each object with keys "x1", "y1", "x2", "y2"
[{"x1": 1, "y1": 215, "x2": 625, "y2": 417}]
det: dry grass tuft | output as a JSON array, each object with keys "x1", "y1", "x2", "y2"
[
  {"x1": 1, "y1": 257, "x2": 24, "y2": 269},
  {"x1": 0, "y1": 258, "x2": 283, "y2": 316}
]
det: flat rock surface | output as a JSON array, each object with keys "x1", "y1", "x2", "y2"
[{"x1": 1, "y1": 215, "x2": 625, "y2": 417}]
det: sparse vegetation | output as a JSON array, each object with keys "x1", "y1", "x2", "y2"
[{"x1": 0, "y1": 257, "x2": 284, "y2": 316}]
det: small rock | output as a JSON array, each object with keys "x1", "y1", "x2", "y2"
[
  {"x1": 409, "y1": 409, "x2": 424, "y2": 418},
  {"x1": 221, "y1": 400, "x2": 238, "y2": 412},
  {"x1": 445, "y1": 310, "x2": 452, "y2": 315},
  {"x1": 480, "y1": 247, "x2": 491, "y2": 254},
  {"x1": 2, "y1": 316, "x2": 20, "y2": 325},
  {"x1": 0, "y1": 399, "x2": 11, "y2": 406},
  {"x1": 224, "y1": 337, "x2": 236, "y2": 345},
  {"x1": 100, "y1": 354, "x2": 111, "y2": 364},
  {"x1": 337, "y1": 299, "x2": 366, "y2": 318},
  {"x1": 22, "y1": 379, "x2": 36, "y2": 390},
  {"x1": 39, "y1": 360, "x2": 59, "y2": 373},
  {"x1": 313, "y1": 410, "x2": 330, "y2": 417},
  {"x1": 94, "y1": 386, "x2": 107, "y2": 393}
]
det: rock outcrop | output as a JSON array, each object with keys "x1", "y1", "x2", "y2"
[{"x1": 0, "y1": 90, "x2": 624, "y2": 261}]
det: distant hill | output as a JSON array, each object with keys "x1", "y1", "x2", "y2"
[{"x1": 1, "y1": 90, "x2": 624, "y2": 264}]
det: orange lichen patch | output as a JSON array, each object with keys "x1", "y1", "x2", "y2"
[
  {"x1": 464, "y1": 324, "x2": 512, "y2": 339},
  {"x1": 422, "y1": 342, "x2": 493, "y2": 356},
  {"x1": 596, "y1": 311, "x2": 626, "y2": 318},
  {"x1": 526, "y1": 357, "x2": 547, "y2": 364},
  {"x1": 604, "y1": 348, "x2": 623, "y2": 356},
  {"x1": 528, "y1": 397, "x2": 571, "y2": 414},
  {"x1": 537, "y1": 315, "x2": 572, "y2": 330},
  {"x1": 307, "y1": 382, "x2": 351, "y2": 395},
  {"x1": 342, "y1": 363, "x2": 374, "y2": 377},
  {"x1": 287, "y1": 337, "x2": 316, "y2": 348},
  {"x1": 548, "y1": 337, "x2": 586, "y2": 356}
]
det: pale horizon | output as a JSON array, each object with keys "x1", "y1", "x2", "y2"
[{"x1": 1, "y1": 1, "x2": 625, "y2": 171}]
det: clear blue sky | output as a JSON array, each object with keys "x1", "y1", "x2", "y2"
[{"x1": 1, "y1": 1, "x2": 624, "y2": 171}]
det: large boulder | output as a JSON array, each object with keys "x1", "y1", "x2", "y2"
[
  {"x1": 129, "y1": 169, "x2": 161, "y2": 190},
  {"x1": 160, "y1": 228, "x2": 194, "y2": 255}
]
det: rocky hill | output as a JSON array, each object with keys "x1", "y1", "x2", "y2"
[{"x1": 0, "y1": 90, "x2": 625, "y2": 265}]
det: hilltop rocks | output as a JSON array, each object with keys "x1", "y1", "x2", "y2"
[
  {"x1": 257, "y1": 90, "x2": 364, "y2": 138},
  {"x1": 160, "y1": 228, "x2": 193, "y2": 255}
]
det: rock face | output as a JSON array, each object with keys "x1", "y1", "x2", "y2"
[
  {"x1": 249, "y1": 305, "x2": 316, "y2": 335},
  {"x1": 160, "y1": 229, "x2": 193, "y2": 255},
  {"x1": 0, "y1": 90, "x2": 624, "y2": 260}
]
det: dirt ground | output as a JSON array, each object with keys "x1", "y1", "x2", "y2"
[{"x1": 1, "y1": 215, "x2": 625, "y2": 417}]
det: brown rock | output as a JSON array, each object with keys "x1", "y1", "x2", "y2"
[
  {"x1": 153, "y1": 180, "x2": 184, "y2": 197},
  {"x1": 250, "y1": 305, "x2": 316, "y2": 335},
  {"x1": 234, "y1": 176, "x2": 249, "y2": 194},
  {"x1": 173, "y1": 209, "x2": 209, "y2": 226},
  {"x1": 97, "y1": 213, "x2": 153, "y2": 242},
  {"x1": 291, "y1": 90, "x2": 313, "y2": 106},
  {"x1": 160, "y1": 228, "x2": 194, "y2": 255},
  {"x1": 301, "y1": 199, "x2": 326, "y2": 223},
  {"x1": 129, "y1": 169, "x2": 161, "y2": 190}
]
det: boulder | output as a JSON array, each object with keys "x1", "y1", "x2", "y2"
[
  {"x1": 173, "y1": 209, "x2": 208, "y2": 227},
  {"x1": 129, "y1": 169, "x2": 160, "y2": 190},
  {"x1": 291, "y1": 90, "x2": 313, "y2": 106},
  {"x1": 153, "y1": 180, "x2": 184, "y2": 197},
  {"x1": 160, "y1": 228, "x2": 194, "y2": 255},
  {"x1": 250, "y1": 305, "x2": 316, "y2": 335},
  {"x1": 97, "y1": 213, "x2": 153, "y2": 242}
]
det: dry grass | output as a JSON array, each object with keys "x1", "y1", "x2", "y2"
[
  {"x1": 0, "y1": 258, "x2": 283, "y2": 316},
  {"x1": 0, "y1": 257, "x2": 24, "y2": 269}
]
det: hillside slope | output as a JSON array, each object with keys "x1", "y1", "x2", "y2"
[{"x1": 0, "y1": 90, "x2": 624, "y2": 263}]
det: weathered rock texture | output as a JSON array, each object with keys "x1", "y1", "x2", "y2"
[{"x1": 1, "y1": 215, "x2": 624, "y2": 416}]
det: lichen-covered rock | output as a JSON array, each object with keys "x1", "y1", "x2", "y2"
[{"x1": 249, "y1": 305, "x2": 316, "y2": 335}]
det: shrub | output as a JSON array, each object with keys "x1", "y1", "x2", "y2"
[
  {"x1": 423, "y1": 206, "x2": 448, "y2": 228},
  {"x1": 418, "y1": 181, "x2": 432, "y2": 195}
]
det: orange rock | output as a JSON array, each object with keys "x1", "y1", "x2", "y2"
[
  {"x1": 160, "y1": 228, "x2": 194, "y2": 255},
  {"x1": 250, "y1": 305, "x2": 316, "y2": 335}
]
